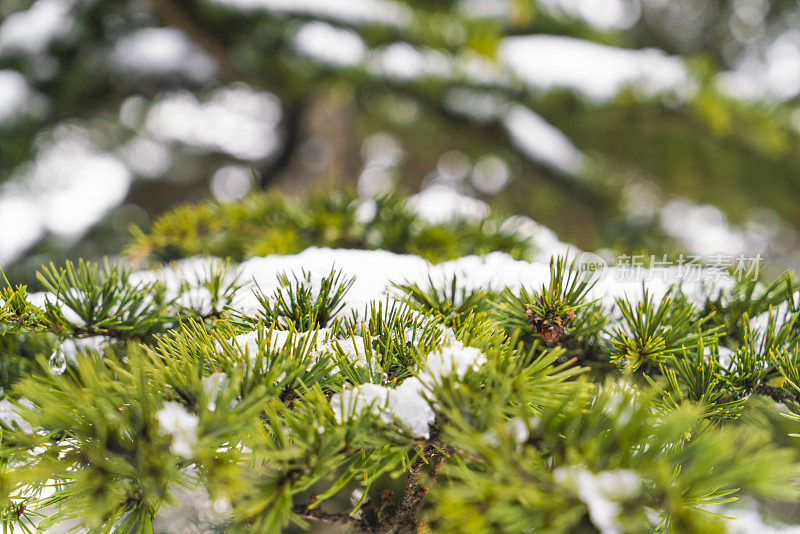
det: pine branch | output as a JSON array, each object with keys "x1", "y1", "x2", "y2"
[{"x1": 389, "y1": 444, "x2": 444, "y2": 532}]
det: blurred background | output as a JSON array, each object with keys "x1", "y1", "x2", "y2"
[{"x1": 2, "y1": 0, "x2": 800, "y2": 284}]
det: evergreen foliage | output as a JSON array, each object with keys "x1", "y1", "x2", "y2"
[
  {"x1": 131, "y1": 190, "x2": 530, "y2": 264},
  {"x1": 3, "y1": 193, "x2": 800, "y2": 533}
]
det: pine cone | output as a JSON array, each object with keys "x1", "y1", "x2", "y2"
[{"x1": 525, "y1": 305, "x2": 575, "y2": 343}]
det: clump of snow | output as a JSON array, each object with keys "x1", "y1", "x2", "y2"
[
  {"x1": 26, "y1": 290, "x2": 86, "y2": 327},
  {"x1": 153, "y1": 482, "x2": 231, "y2": 533},
  {"x1": 132, "y1": 257, "x2": 227, "y2": 294},
  {"x1": 330, "y1": 336, "x2": 486, "y2": 439},
  {"x1": 355, "y1": 199, "x2": 379, "y2": 224},
  {"x1": 118, "y1": 136, "x2": 173, "y2": 178},
  {"x1": 18, "y1": 237, "x2": 745, "y2": 340},
  {"x1": 210, "y1": 0, "x2": 411, "y2": 25},
  {"x1": 224, "y1": 328, "x2": 331, "y2": 358},
  {"x1": 502, "y1": 215, "x2": 575, "y2": 261},
  {"x1": 408, "y1": 185, "x2": 489, "y2": 224},
  {"x1": 0, "y1": 399, "x2": 32, "y2": 432},
  {"x1": 722, "y1": 503, "x2": 800, "y2": 533},
  {"x1": 509, "y1": 416, "x2": 532, "y2": 444},
  {"x1": 202, "y1": 373, "x2": 228, "y2": 411},
  {"x1": 122, "y1": 240, "x2": 745, "y2": 331},
  {"x1": 499, "y1": 35, "x2": 691, "y2": 101},
  {"x1": 660, "y1": 200, "x2": 768, "y2": 257},
  {"x1": 211, "y1": 165, "x2": 253, "y2": 202},
  {"x1": 554, "y1": 466, "x2": 641, "y2": 534},
  {"x1": 538, "y1": 0, "x2": 640, "y2": 31},
  {"x1": 503, "y1": 105, "x2": 584, "y2": 175},
  {"x1": 176, "y1": 286, "x2": 215, "y2": 316},
  {"x1": 0, "y1": 70, "x2": 32, "y2": 125},
  {"x1": 330, "y1": 381, "x2": 435, "y2": 438},
  {"x1": 718, "y1": 346, "x2": 735, "y2": 368},
  {"x1": 0, "y1": 195, "x2": 45, "y2": 266},
  {"x1": 749, "y1": 297, "x2": 800, "y2": 344},
  {"x1": 0, "y1": 0, "x2": 75, "y2": 57},
  {"x1": 235, "y1": 248, "x2": 431, "y2": 319},
  {"x1": 146, "y1": 87, "x2": 282, "y2": 161},
  {"x1": 484, "y1": 416, "x2": 535, "y2": 446},
  {"x1": 350, "y1": 487, "x2": 367, "y2": 506},
  {"x1": 443, "y1": 88, "x2": 506, "y2": 123},
  {"x1": 0, "y1": 127, "x2": 131, "y2": 262},
  {"x1": 370, "y1": 43, "x2": 453, "y2": 81},
  {"x1": 133, "y1": 257, "x2": 242, "y2": 315},
  {"x1": 423, "y1": 251, "x2": 551, "y2": 295},
  {"x1": 704, "y1": 345, "x2": 736, "y2": 369},
  {"x1": 53, "y1": 336, "x2": 107, "y2": 364},
  {"x1": 294, "y1": 22, "x2": 367, "y2": 66},
  {"x1": 416, "y1": 343, "x2": 486, "y2": 386},
  {"x1": 470, "y1": 154, "x2": 510, "y2": 194},
  {"x1": 157, "y1": 401, "x2": 200, "y2": 457},
  {"x1": 112, "y1": 27, "x2": 217, "y2": 82},
  {"x1": 600, "y1": 380, "x2": 641, "y2": 416}
]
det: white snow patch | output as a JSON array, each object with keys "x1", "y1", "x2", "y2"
[
  {"x1": 499, "y1": 35, "x2": 690, "y2": 101},
  {"x1": 146, "y1": 87, "x2": 281, "y2": 161},
  {"x1": 235, "y1": 248, "x2": 431, "y2": 319},
  {"x1": 176, "y1": 286, "x2": 215, "y2": 316},
  {"x1": 156, "y1": 402, "x2": 199, "y2": 457},
  {"x1": 0, "y1": 0, "x2": 75, "y2": 57},
  {"x1": 538, "y1": 0, "x2": 640, "y2": 30},
  {"x1": 21, "y1": 137, "x2": 131, "y2": 241},
  {"x1": 555, "y1": 467, "x2": 641, "y2": 534},
  {"x1": 210, "y1": 245, "x2": 737, "y2": 322},
  {"x1": 330, "y1": 381, "x2": 435, "y2": 438},
  {"x1": 112, "y1": 27, "x2": 217, "y2": 81},
  {"x1": 118, "y1": 136, "x2": 173, "y2": 178},
  {"x1": 209, "y1": 0, "x2": 410, "y2": 25},
  {"x1": 0, "y1": 399, "x2": 32, "y2": 432},
  {"x1": 330, "y1": 337, "x2": 485, "y2": 439},
  {"x1": 53, "y1": 336, "x2": 107, "y2": 364},
  {"x1": 660, "y1": 199, "x2": 769, "y2": 257},
  {"x1": 0, "y1": 128, "x2": 131, "y2": 265},
  {"x1": 717, "y1": 31, "x2": 800, "y2": 102},
  {"x1": 0, "y1": 70, "x2": 32, "y2": 124},
  {"x1": 0, "y1": 195, "x2": 45, "y2": 266},
  {"x1": 749, "y1": 296, "x2": 800, "y2": 344},
  {"x1": 723, "y1": 505, "x2": 800, "y2": 533},
  {"x1": 444, "y1": 87, "x2": 507, "y2": 123},
  {"x1": 153, "y1": 482, "x2": 231, "y2": 533},
  {"x1": 371, "y1": 42, "x2": 453, "y2": 80},
  {"x1": 501, "y1": 215, "x2": 575, "y2": 261},
  {"x1": 416, "y1": 343, "x2": 486, "y2": 386},
  {"x1": 294, "y1": 22, "x2": 367, "y2": 66},
  {"x1": 504, "y1": 105, "x2": 584, "y2": 175},
  {"x1": 211, "y1": 165, "x2": 253, "y2": 202},
  {"x1": 202, "y1": 372, "x2": 228, "y2": 411},
  {"x1": 408, "y1": 185, "x2": 489, "y2": 224},
  {"x1": 484, "y1": 416, "x2": 535, "y2": 446}
]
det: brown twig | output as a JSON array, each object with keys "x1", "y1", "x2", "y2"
[
  {"x1": 755, "y1": 383, "x2": 800, "y2": 405},
  {"x1": 293, "y1": 504, "x2": 373, "y2": 532},
  {"x1": 376, "y1": 442, "x2": 450, "y2": 534}
]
